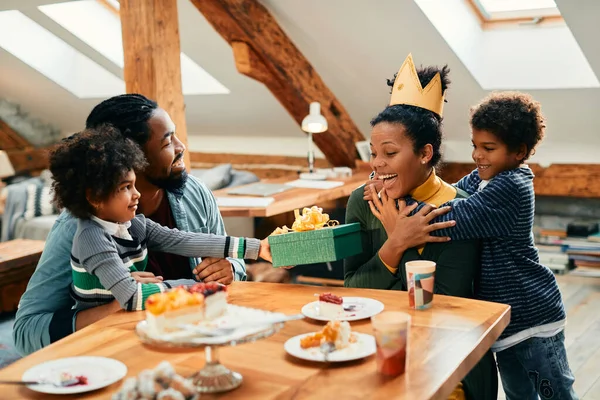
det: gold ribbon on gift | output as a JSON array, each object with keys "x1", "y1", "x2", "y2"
[{"x1": 272, "y1": 206, "x2": 339, "y2": 235}]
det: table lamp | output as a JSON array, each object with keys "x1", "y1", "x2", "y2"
[
  {"x1": 0, "y1": 150, "x2": 15, "y2": 180},
  {"x1": 301, "y1": 102, "x2": 328, "y2": 180}
]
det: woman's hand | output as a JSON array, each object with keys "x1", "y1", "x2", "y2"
[
  {"x1": 363, "y1": 174, "x2": 383, "y2": 201},
  {"x1": 368, "y1": 186, "x2": 400, "y2": 236},
  {"x1": 131, "y1": 271, "x2": 163, "y2": 284}
]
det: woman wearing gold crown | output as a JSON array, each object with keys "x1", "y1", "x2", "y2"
[{"x1": 343, "y1": 54, "x2": 497, "y2": 400}]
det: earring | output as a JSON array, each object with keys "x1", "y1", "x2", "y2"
[{"x1": 421, "y1": 161, "x2": 426, "y2": 164}]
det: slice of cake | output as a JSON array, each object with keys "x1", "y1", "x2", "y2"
[
  {"x1": 318, "y1": 293, "x2": 343, "y2": 319},
  {"x1": 145, "y1": 283, "x2": 228, "y2": 335},
  {"x1": 188, "y1": 282, "x2": 228, "y2": 320},
  {"x1": 300, "y1": 320, "x2": 354, "y2": 350}
]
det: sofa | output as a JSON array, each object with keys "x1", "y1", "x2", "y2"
[{"x1": 1, "y1": 171, "x2": 58, "y2": 242}]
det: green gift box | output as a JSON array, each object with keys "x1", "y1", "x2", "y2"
[{"x1": 268, "y1": 223, "x2": 362, "y2": 268}]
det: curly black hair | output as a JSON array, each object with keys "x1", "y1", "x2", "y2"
[
  {"x1": 370, "y1": 64, "x2": 451, "y2": 167},
  {"x1": 470, "y1": 91, "x2": 545, "y2": 161},
  {"x1": 50, "y1": 125, "x2": 148, "y2": 219},
  {"x1": 85, "y1": 94, "x2": 158, "y2": 145}
]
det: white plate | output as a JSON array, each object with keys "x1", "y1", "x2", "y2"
[
  {"x1": 22, "y1": 356, "x2": 127, "y2": 395},
  {"x1": 284, "y1": 332, "x2": 376, "y2": 362},
  {"x1": 137, "y1": 304, "x2": 287, "y2": 345},
  {"x1": 301, "y1": 297, "x2": 384, "y2": 321}
]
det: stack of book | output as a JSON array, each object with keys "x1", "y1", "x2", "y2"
[{"x1": 537, "y1": 229, "x2": 600, "y2": 272}]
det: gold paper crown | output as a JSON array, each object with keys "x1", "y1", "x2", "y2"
[{"x1": 389, "y1": 54, "x2": 446, "y2": 117}]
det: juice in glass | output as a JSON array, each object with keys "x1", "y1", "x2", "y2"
[{"x1": 371, "y1": 311, "x2": 410, "y2": 376}]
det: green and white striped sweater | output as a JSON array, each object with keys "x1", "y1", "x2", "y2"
[{"x1": 70, "y1": 214, "x2": 260, "y2": 311}]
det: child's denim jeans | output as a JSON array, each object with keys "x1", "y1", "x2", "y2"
[{"x1": 496, "y1": 331, "x2": 578, "y2": 400}]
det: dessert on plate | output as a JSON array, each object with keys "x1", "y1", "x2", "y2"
[
  {"x1": 300, "y1": 320, "x2": 355, "y2": 350},
  {"x1": 317, "y1": 292, "x2": 343, "y2": 319},
  {"x1": 145, "y1": 282, "x2": 228, "y2": 334}
]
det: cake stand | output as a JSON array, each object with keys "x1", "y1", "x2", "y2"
[{"x1": 135, "y1": 313, "x2": 284, "y2": 393}]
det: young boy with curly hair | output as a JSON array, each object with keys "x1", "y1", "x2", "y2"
[
  {"x1": 423, "y1": 92, "x2": 576, "y2": 399},
  {"x1": 50, "y1": 126, "x2": 271, "y2": 312}
]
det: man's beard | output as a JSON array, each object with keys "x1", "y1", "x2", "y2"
[{"x1": 147, "y1": 169, "x2": 188, "y2": 197}]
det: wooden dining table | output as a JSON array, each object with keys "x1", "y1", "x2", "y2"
[{"x1": 0, "y1": 282, "x2": 510, "y2": 399}]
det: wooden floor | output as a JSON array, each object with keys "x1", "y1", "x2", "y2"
[{"x1": 498, "y1": 273, "x2": 600, "y2": 399}]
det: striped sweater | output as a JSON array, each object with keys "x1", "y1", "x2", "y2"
[
  {"x1": 421, "y1": 167, "x2": 566, "y2": 340},
  {"x1": 70, "y1": 214, "x2": 260, "y2": 311}
]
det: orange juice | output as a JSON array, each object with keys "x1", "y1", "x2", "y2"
[{"x1": 371, "y1": 311, "x2": 410, "y2": 377}]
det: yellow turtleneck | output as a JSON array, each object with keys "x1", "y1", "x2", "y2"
[
  {"x1": 409, "y1": 168, "x2": 457, "y2": 208},
  {"x1": 379, "y1": 169, "x2": 456, "y2": 273}
]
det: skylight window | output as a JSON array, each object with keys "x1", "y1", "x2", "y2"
[
  {"x1": 38, "y1": 0, "x2": 229, "y2": 95},
  {"x1": 472, "y1": 0, "x2": 561, "y2": 21},
  {"x1": 39, "y1": 1, "x2": 123, "y2": 66},
  {"x1": 0, "y1": 10, "x2": 124, "y2": 99},
  {"x1": 415, "y1": 0, "x2": 599, "y2": 90}
]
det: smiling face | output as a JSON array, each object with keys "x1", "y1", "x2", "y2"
[
  {"x1": 471, "y1": 129, "x2": 526, "y2": 180},
  {"x1": 94, "y1": 170, "x2": 140, "y2": 223},
  {"x1": 142, "y1": 108, "x2": 187, "y2": 189},
  {"x1": 370, "y1": 122, "x2": 433, "y2": 199}
]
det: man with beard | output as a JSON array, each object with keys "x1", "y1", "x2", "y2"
[{"x1": 13, "y1": 94, "x2": 246, "y2": 355}]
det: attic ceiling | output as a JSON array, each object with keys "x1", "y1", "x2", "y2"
[{"x1": 0, "y1": 0, "x2": 599, "y2": 164}]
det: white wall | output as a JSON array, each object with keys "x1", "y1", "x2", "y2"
[
  {"x1": 188, "y1": 135, "x2": 600, "y2": 165},
  {"x1": 187, "y1": 134, "x2": 326, "y2": 158}
]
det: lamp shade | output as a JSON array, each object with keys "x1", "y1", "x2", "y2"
[
  {"x1": 0, "y1": 150, "x2": 14, "y2": 179},
  {"x1": 301, "y1": 102, "x2": 328, "y2": 133}
]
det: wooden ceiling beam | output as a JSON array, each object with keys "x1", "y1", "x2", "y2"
[
  {"x1": 231, "y1": 41, "x2": 274, "y2": 86},
  {"x1": 0, "y1": 118, "x2": 49, "y2": 176},
  {"x1": 190, "y1": 0, "x2": 365, "y2": 168},
  {"x1": 119, "y1": 0, "x2": 190, "y2": 171},
  {"x1": 0, "y1": 119, "x2": 31, "y2": 151},
  {"x1": 6, "y1": 148, "x2": 50, "y2": 175}
]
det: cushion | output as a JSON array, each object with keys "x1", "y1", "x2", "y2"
[
  {"x1": 14, "y1": 214, "x2": 58, "y2": 241},
  {"x1": 190, "y1": 164, "x2": 232, "y2": 190},
  {"x1": 22, "y1": 181, "x2": 58, "y2": 221},
  {"x1": 227, "y1": 170, "x2": 260, "y2": 188}
]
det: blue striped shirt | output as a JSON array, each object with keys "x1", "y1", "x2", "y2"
[{"x1": 421, "y1": 167, "x2": 566, "y2": 339}]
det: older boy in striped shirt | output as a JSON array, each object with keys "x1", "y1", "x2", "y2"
[{"x1": 425, "y1": 92, "x2": 576, "y2": 399}]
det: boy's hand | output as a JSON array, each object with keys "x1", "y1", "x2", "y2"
[
  {"x1": 388, "y1": 203, "x2": 455, "y2": 249},
  {"x1": 193, "y1": 257, "x2": 234, "y2": 285},
  {"x1": 259, "y1": 238, "x2": 272, "y2": 263},
  {"x1": 259, "y1": 238, "x2": 293, "y2": 268},
  {"x1": 131, "y1": 271, "x2": 163, "y2": 284}
]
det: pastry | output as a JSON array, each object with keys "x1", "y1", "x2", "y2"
[
  {"x1": 145, "y1": 282, "x2": 228, "y2": 334},
  {"x1": 318, "y1": 292, "x2": 343, "y2": 319},
  {"x1": 300, "y1": 320, "x2": 354, "y2": 350}
]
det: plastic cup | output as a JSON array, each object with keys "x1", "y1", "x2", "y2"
[
  {"x1": 406, "y1": 260, "x2": 436, "y2": 310},
  {"x1": 371, "y1": 311, "x2": 410, "y2": 377}
]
